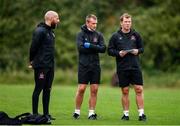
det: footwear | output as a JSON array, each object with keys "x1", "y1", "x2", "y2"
[
  {"x1": 44, "y1": 115, "x2": 52, "y2": 124},
  {"x1": 44, "y1": 114, "x2": 55, "y2": 120},
  {"x1": 121, "y1": 115, "x2": 129, "y2": 120},
  {"x1": 46, "y1": 118, "x2": 51, "y2": 124},
  {"x1": 139, "y1": 114, "x2": 147, "y2": 121},
  {"x1": 48, "y1": 114, "x2": 56, "y2": 120},
  {"x1": 73, "y1": 113, "x2": 80, "y2": 119},
  {"x1": 88, "y1": 114, "x2": 97, "y2": 120}
]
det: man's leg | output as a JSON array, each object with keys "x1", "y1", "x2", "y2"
[
  {"x1": 89, "y1": 84, "x2": 98, "y2": 114},
  {"x1": 73, "y1": 84, "x2": 87, "y2": 119},
  {"x1": 75, "y1": 84, "x2": 87, "y2": 109},
  {"x1": 134, "y1": 85, "x2": 146, "y2": 121},
  {"x1": 117, "y1": 70, "x2": 130, "y2": 120},
  {"x1": 32, "y1": 69, "x2": 44, "y2": 114},
  {"x1": 121, "y1": 87, "x2": 129, "y2": 110},
  {"x1": 43, "y1": 68, "x2": 54, "y2": 116},
  {"x1": 134, "y1": 85, "x2": 144, "y2": 109},
  {"x1": 121, "y1": 87, "x2": 130, "y2": 120}
]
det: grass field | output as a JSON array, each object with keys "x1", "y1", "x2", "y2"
[{"x1": 0, "y1": 84, "x2": 180, "y2": 125}]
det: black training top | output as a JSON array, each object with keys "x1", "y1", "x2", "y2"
[
  {"x1": 76, "y1": 25, "x2": 106, "y2": 67},
  {"x1": 108, "y1": 29, "x2": 144, "y2": 71},
  {"x1": 29, "y1": 22, "x2": 55, "y2": 68}
]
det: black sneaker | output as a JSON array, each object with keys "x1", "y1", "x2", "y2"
[
  {"x1": 44, "y1": 115, "x2": 52, "y2": 124},
  {"x1": 139, "y1": 114, "x2": 147, "y2": 121},
  {"x1": 73, "y1": 113, "x2": 80, "y2": 119},
  {"x1": 121, "y1": 115, "x2": 129, "y2": 120},
  {"x1": 47, "y1": 114, "x2": 56, "y2": 120},
  {"x1": 46, "y1": 117, "x2": 51, "y2": 124},
  {"x1": 88, "y1": 114, "x2": 97, "y2": 120}
]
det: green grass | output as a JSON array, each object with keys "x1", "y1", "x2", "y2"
[{"x1": 0, "y1": 85, "x2": 180, "y2": 125}]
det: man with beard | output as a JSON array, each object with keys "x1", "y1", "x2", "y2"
[{"x1": 29, "y1": 10, "x2": 60, "y2": 123}]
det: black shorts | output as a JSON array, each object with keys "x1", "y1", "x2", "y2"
[
  {"x1": 117, "y1": 69, "x2": 143, "y2": 88},
  {"x1": 78, "y1": 65, "x2": 101, "y2": 84}
]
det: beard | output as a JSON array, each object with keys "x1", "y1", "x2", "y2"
[
  {"x1": 88, "y1": 27, "x2": 96, "y2": 31},
  {"x1": 51, "y1": 21, "x2": 57, "y2": 29},
  {"x1": 91, "y1": 27, "x2": 96, "y2": 31}
]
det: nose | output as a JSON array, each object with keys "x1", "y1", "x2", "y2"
[
  {"x1": 94, "y1": 23, "x2": 97, "y2": 28},
  {"x1": 57, "y1": 18, "x2": 60, "y2": 23}
]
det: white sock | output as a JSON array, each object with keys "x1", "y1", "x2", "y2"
[
  {"x1": 74, "y1": 109, "x2": 80, "y2": 115},
  {"x1": 88, "y1": 110, "x2": 95, "y2": 117},
  {"x1": 123, "y1": 110, "x2": 129, "y2": 116},
  {"x1": 138, "y1": 109, "x2": 144, "y2": 116}
]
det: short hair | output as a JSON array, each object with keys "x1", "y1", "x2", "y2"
[
  {"x1": 44, "y1": 10, "x2": 58, "y2": 21},
  {"x1": 86, "y1": 14, "x2": 97, "y2": 22},
  {"x1": 120, "y1": 13, "x2": 131, "y2": 22}
]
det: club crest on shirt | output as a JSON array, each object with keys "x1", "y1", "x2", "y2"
[
  {"x1": 131, "y1": 35, "x2": 136, "y2": 41},
  {"x1": 93, "y1": 37, "x2": 98, "y2": 43},
  {"x1": 39, "y1": 72, "x2": 45, "y2": 79}
]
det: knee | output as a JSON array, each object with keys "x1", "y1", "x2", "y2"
[
  {"x1": 33, "y1": 91, "x2": 40, "y2": 98},
  {"x1": 135, "y1": 86, "x2": 143, "y2": 95},
  {"x1": 77, "y1": 88, "x2": 85, "y2": 96},
  {"x1": 91, "y1": 88, "x2": 98, "y2": 96},
  {"x1": 122, "y1": 88, "x2": 129, "y2": 96},
  {"x1": 33, "y1": 88, "x2": 41, "y2": 96},
  {"x1": 44, "y1": 88, "x2": 51, "y2": 93}
]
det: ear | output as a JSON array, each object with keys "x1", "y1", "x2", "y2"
[
  {"x1": 51, "y1": 17, "x2": 54, "y2": 21},
  {"x1": 120, "y1": 22, "x2": 122, "y2": 26}
]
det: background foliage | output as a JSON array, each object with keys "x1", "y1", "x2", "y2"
[{"x1": 0, "y1": 0, "x2": 179, "y2": 72}]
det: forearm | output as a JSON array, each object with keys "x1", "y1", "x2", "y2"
[
  {"x1": 108, "y1": 48, "x2": 119, "y2": 57},
  {"x1": 138, "y1": 48, "x2": 144, "y2": 54},
  {"x1": 90, "y1": 44, "x2": 106, "y2": 53},
  {"x1": 78, "y1": 44, "x2": 92, "y2": 54}
]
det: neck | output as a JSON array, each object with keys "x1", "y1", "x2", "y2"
[
  {"x1": 121, "y1": 28, "x2": 130, "y2": 33},
  {"x1": 45, "y1": 20, "x2": 51, "y2": 27}
]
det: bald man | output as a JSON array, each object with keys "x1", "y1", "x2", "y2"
[{"x1": 29, "y1": 10, "x2": 59, "y2": 123}]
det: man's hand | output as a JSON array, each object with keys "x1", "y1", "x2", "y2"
[
  {"x1": 84, "y1": 42, "x2": 90, "y2": 48},
  {"x1": 130, "y1": 49, "x2": 139, "y2": 55},
  {"x1": 28, "y1": 61, "x2": 33, "y2": 69},
  {"x1": 119, "y1": 50, "x2": 128, "y2": 57}
]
